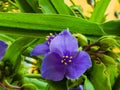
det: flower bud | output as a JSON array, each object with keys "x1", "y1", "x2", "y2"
[
  {"x1": 0, "y1": 61, "x2": 4, "y2": 68},
  {"x1": 99, "y1": 54, "x2": 116, "y2": 66},
  {"x1": 21, "y1": 84, "x2": 37, "y2": 90},
  {"x1": 98, "y1": 37, "x2": 119, "y2": 51},
  {"x1": 73, "y1": 33, "x2": 88, "y2": 47}
]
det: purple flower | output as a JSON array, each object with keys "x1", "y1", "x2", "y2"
[
  {"x1": 0, "y1": 40, "x2": 8, "y2": 60},
  {"x1": 30, "y1": 33, "x2": 56, "y2": 56},
  {"x1": 70, "y1": 85, "x2": 84, "y2": 90},
  {"x1": 41, "y1": 30, "x2": 92, "y2": 81}
]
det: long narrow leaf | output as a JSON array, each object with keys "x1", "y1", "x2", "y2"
[
  {"x1": 15, "y1": 0, "x2": 35, "y2": 12},
  {"x1": 3, "y1": 37, "x2": 38, "y2": 75},
  {"x1": 0, "y1": 34, "x2": 14, "y2": 42},
  {"x1": 26, "y1": 0, "x2": 42, "y2": 13},
  {"x1": 89, "y1": 0, "x2": 111, "y2": 23},
  {"x1": 100, "y1": 20, "x2": 120, "y2": 35},
  {"x1": 50, "y1": 0, "x2": 74, "y2": 15},
  {"x1": 0, "y1": 13, "x2": 104, "y2": 37},
  {"x1": 38, "y1": 0, "x2": 57, "y2": 13}
]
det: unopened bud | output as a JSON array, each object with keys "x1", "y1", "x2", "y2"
[
  {"x1": 73, "y1": 33, "x2": 88, "y2": 47},
  {"x1": 21, "y1": 84, "x2": 37, "y2": 90},
  {"x1": 98, "y1": 37, "x2": 119, "y2": 51},
  {"x1": 99, "y1": 54, "x2": 116, "y2": 66}
]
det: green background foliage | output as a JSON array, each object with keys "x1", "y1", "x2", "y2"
[{"x1": 0, "y1": 0, "x2": 120, "y2": 90}]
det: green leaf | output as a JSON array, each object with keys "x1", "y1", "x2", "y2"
[
  {"x1": 50, "y1": 0, "x2": 74, "y2": 15},
  {"x1": 70, "y1": 5, "x2": 86, "y2": 18},
  {"x1": 89, "y1": 60, "x2": 112, "y2": 90},
  {"x1": 26, "y1": 0, "x2": 42, "y2": 13},
  {"x1": 118, "y1": 0, "x2": 120, "y2": 3},
  {"x1": 15, "y1": 0, "x2": 35, "y2": 12},
  {"x1": 73, "y1": 33, "x2": 88, "y2": 47},
  {"x1": 82, "y1": 75, "x2": 94, "y2": 90},
  {"x1": 38, "y1": 0, "x2": 57, "y2": 13},
  {"x1": 112, "y1": 75, "x2": 120, "y2": 90},
  {"x1": 25, "y1": 74, "x2": 43, "y2": 79},
  {"x1": 89, "y1": 0, "x2": 111, "y2": 23},
  {"x1": 99, "y1": 54, "x2": 116, "y2": 66},
  {"x1": 22, "y1": 77, "x2": 47, "y2": 90},
  {"x1": 29, "y1": 78, "x2": 47, "y2": 89},
  {"x1": 100, "y1": 20, "x2": 120, "y2": 35},
  {"x1": 0, "y1": 34, "x2": 14, "y2": 43},
  {"x1": 0, "y1": 12, "x2": 104, "y2": 37},
  {"x1": 106, "y1": 66, "x2": 118, "y2": 87},
  {"x1": 3, "y1": 37, "x2": 38, "y2": 76},
  {"x1": 47, "y1": 78, "x2": 68, "y2": 90}
]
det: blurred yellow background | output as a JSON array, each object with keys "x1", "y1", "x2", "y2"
[{"x1": 65, "y1": 0, "x2": 120, "y2": 21}]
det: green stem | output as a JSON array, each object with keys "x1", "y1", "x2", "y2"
[
  {"x1": 4, "y1": 80, "x2": 21, "y2": 89},
  {"x1": 25, "y1": 74, "x2": 41, "y2": 78},
  {"x1": 70, "y1": 0, "x2": 86, "y2": 19},
  {"x1": 0, "y1": 34, "x2": 15, "y2": 42},
  {"x1": 25, "y1": 74, "x2": 47, "y2": 83},
  {"x1": 25, "y1": 74, "x2": 44, "y2": 80},
  {"x1": 84, "y1": 42, "x2": 99, "y2": 51},
  {"x1": 8, "y1": 0, "x2": 18, "y2": 8},
  {"x1": 0, "y1": 82, "x2": 7, "y2": 90}
]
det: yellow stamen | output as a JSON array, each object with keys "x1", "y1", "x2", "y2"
[
  {"x1": 28, "y1": 69, "x2": 33, "y2": 74},
  {"x1": 45, "y1": 37, "x2": 48, "y2": 40},
  {"x1": 68, "y1": 60, "x2": 72, "y2": 62},
  {"x1": 64, "y1": 62, "x2": 68, "y2": 65},
  {"x1": 48, "y1": 42, "x2": 50, "y2": 44},
  {"x1": 70, "y1": 56, "x2": 73, "y2": 59},
  {"x1": 65, "y1": 56, "x2": 69, "y2": 58},
  {"x1": 34, "y1": 70, "x2": 39, "y2": 74},
  {"x1": 50, "y1": 33, "x2": 53, "y2": 36},
  {"x1": 61, "y1": 60, "x2": 64, "y2": 63},
  {"x1": 62, "y1": 56, "x2": 65, "y2": 58},
  {"x1": 33, "y1": 59, "x2": 38, "y2": 64}
]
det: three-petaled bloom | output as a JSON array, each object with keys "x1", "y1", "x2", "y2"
[
  {"x1": 0, "y1": 40, "x2": 8, "y2": 60},
  {"x1": 30, "y1": 33, "x2": 56, "y2": 56},
  {"x1": 41, "y1": 30, "x2": 92, "y2": 81}
]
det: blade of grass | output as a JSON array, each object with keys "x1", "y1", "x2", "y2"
[
  {"x1": 89, "y1": 0, "x2": 111, "y2": 23},
  {"x1": 50, "y1": 0, "x2": 74, "y2": 15},
  {"x1": 15, "y1": 0, "x2": 35, "y2": 12},
  {"x1": 100, "y1": 20, "x2": 120, "y2": 35},
  {"x1": 38, "y1": 0, "x2": 57, "y2": 13},
  {"x1": 26, "y1": 0, "x2": 42, "y2": 13},
  {"x1": 0, "y1": 13, "x2": 104, "y2": 37},
  {"x1": 3, "y1": 37, "x2": 38, "y2": 75}
]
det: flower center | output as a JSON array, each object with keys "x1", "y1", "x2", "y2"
[
  {"x1": 61, "y1": 55, "x2": 73, "y2": 65},
  {"x1": 46, "y1": 33, "x2": 56, "y2": 45}
]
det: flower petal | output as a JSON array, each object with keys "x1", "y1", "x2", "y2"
[
  {"x1": 66, "y1": 51, "x2": 92, "y2": 79},
  {"x1": 0, "y1": 40, "x2": 8, "y2": 60},
  {"x1": 30, "y1": 44, "x2": 49, "y2": 56},
  {"x1": 50, "y1": 30, "x2": 78, "y2": 56},
  {"x1": 41, "y1": 52, "x2": 66, "y2": 81},
  {"x1": 79, "y1": 85, "x2": 84, "y2": 90}
]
